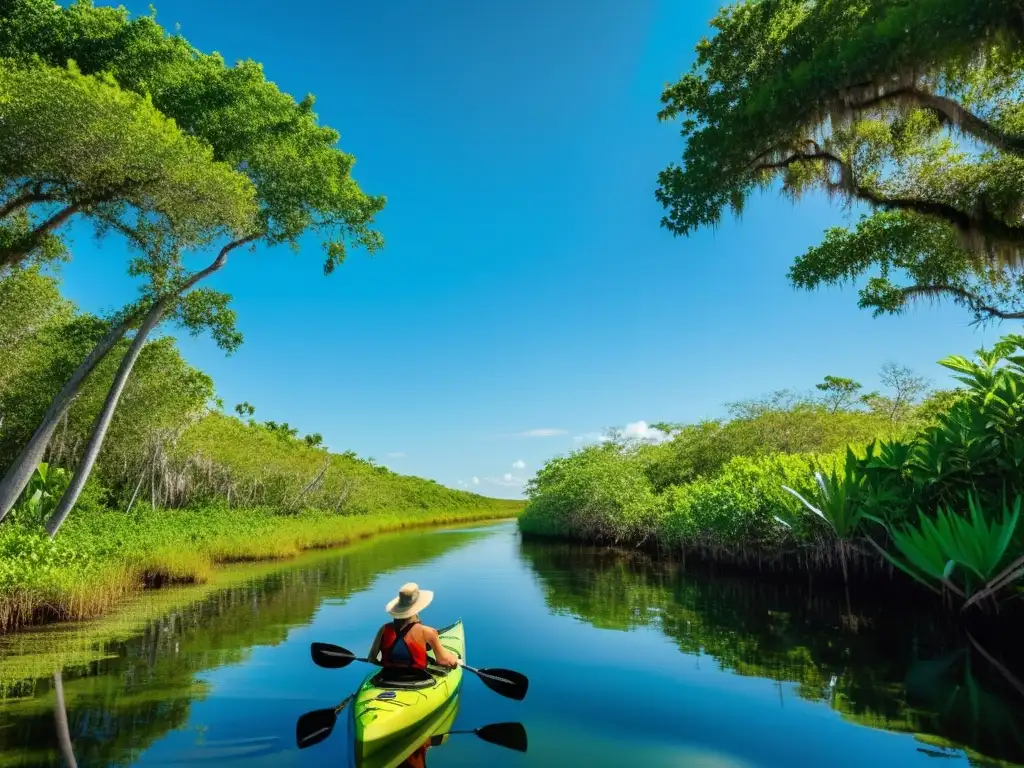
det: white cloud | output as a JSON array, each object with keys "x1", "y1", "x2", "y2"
[
  {"x1": 515, "y1": 428, "x2": 567, "y2": 438},
  {"x1": 623, "y1": 421, "x2": 670, "y2": 443},
  {"x1": 485, "y1": 473, "x2": 525, "y2": 488},
  {"x1": 512, "y1": 459, "x2": 526, "y2": 469},
  {"x1": 457, "y1": 480, "x2": 468, "y2": 488},
  {"x1": 472, "y1": 476, "x2": 480, "y2": 485},
  {"x1": 573, "y1": 422, "x2": 671, "y2": 446},
  {"x1": 386, "y1": 451, "x2": 406, "y2": 459}
]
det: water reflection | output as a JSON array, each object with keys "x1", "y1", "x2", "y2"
[
  {"x1": 295, "y1": 687, "x2": 527, "y2": 768},
  {"x1": 518, "y1": 538, "x2": 1024, "y2": 766},
  {"x1": 0, "y1": 528, "x2": 487, "y2": 767},
  {"x1": 4, "y1": 523, "x2": 1023, "y2": 767}
]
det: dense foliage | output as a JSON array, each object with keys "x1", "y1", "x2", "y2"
[
  {"x1": 0, "y1": 265, "x2": 518, "y2": 631},
  {"x1": 522, "y1": 363, "x2": 928, "y2": 546},
  {"x1": 521, "y1": 334, "x2": 1024, "y2": 612},
  {"x1": 656, "y1": 0, "x2": 1024, "y2": 322},
  {"x1": 0, "y1": 267, "x2": 504, "y2": 518}
]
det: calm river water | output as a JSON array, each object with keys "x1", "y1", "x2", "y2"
[{"x1": 1, "y1": 521, "x2": 1022, "y2": 767}]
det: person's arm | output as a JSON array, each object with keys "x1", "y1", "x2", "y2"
[
  {"x1": 367, "y1": 626, "x2": 384, "y2": 663},
  {"x1": 425, "y1": 627, "x2": 459, "y2": 668}
]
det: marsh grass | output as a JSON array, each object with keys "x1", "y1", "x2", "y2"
[{"x1": 0, "y1": 503, "x2": 521, "y2": 633}]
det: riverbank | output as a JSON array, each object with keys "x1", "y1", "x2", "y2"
[
  {"x1": 519, "y1": 334, "x2": 1024, "y2": 615},
  {"x1": 0, "y1": 502, "x2": 521, "y2": 633}
]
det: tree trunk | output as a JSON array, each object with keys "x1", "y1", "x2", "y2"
[
  {"x1": 52, "y1": 670, "x2": 79, "y2": 768},
  {"x1": 0, "y1": 310, "x2": 140, "y2": 521},
  {"x1": 46, "y1": 296, "x2": 172, "y2": 537},
  {"x1": 42, "y1": 235, "x2": 256, "y2": 536}
]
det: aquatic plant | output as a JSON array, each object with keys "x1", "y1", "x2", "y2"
[
  {"x1": 781, "y1": 447, "x2": 868, "y2": 541},
  {"x1": 868, "y1": 493, "x2": 1022, "y2": 607},
  {"x1": 8, "y1": 463, "x2": 67, "y2": 527}
]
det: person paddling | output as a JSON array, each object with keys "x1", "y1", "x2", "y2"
[{"x1": 368, "y1": 583, "x2": 460, "y2": 670}]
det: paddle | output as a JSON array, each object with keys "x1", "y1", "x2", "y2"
[
  {"x1": 295, "y1": 692, "x2": 355, "y2": 749},
  {"x1": 309, "y1": 642, "x2": 529, "y2": 701},
  {"x1": 429, "y1": 722, "x2": 528, "y2": 753}
]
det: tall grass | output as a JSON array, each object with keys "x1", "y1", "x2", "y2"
[{"x1": 0, "y1": 501, "x2": 521, "y2": 633}]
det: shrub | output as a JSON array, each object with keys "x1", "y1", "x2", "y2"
[{"x1": 521, "y1": 444, "x2": 663, "y2": 544}]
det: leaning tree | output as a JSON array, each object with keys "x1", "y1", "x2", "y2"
[{"x1": 0, "y1": 0, "x2": 386, "y2": 533}]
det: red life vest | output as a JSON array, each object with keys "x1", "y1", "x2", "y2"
[{"x1": 380, "y1": 621, "x2": 428, "y2": 669}]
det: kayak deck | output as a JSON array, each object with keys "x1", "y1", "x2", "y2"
[
  {"x1": 352, "y1": 688, "x2": 461, "y2": 768},
  {"x1": 352, "y1": 619, "x2": 465, "y2": 759}
]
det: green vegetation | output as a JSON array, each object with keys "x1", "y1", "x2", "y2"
[
  {"x1": 656, "y1": 0, "x2": 1024, "y2": 321},
  {"x1": 0, "y1": 197, "x2": 514, "y2": 635},
  {"x1": 521, "y1": 334, "x2": 1024, "y2": 614},
  {"x1": 0, "y1": 0, "x2": 384, "y2": 532},
  {"x1": 531, "y1": 0, "x2": 1024, "y2": 616}
]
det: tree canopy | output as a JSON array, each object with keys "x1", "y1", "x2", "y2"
[
  {"x1": 0, "y1": 0, "x2": 386, "y2": 270},
  {"x1": 656, "y1": 0, "x2": 1024, "y2": 321},
  {"x1": 0, "y1": 59, "x2": 257, "y2": 267}
]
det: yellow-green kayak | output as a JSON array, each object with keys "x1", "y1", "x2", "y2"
[
  {"x1": 352, "y1": 688, "x2": 461, "y2": 768},
  {"x1": 351, "y1": 620, "x2": 465, "y2": 762}
]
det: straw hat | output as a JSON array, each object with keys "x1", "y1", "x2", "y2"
[{"x1": 386, "y1": 582, "x2": 434, "y2": 619}]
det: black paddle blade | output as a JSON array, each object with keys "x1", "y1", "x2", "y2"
[
  {"x1": 473, "y1": 667, "x2": 529, "y2": 701},
  {"x1": 295, "y1": 707, "x2": 339, "y2": 749},
  {"x1": 310, "y1": 642, "x2": 356, "y2": 669},
  {"x1": 476, "y1": 722, "x2": 528, "y2": 752}
]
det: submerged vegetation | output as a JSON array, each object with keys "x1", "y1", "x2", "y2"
[{"x1": 520, "y1": 334, "x2": 1024, "y2": 614}]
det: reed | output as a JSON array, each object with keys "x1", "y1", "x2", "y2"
[{"x1": 0, "y1": 503, "x2": 521, "y2": 633}]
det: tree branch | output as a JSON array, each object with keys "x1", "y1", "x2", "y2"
[
  {"x1": 753, "y1": 145, "x2": 1024, "y2": 261},
  {"x1": 899, "y1": 283, "x2": 1024, "y2": 321},
  {"x1": 0, "y1": 190, "x2": 61, "y2": 219},
  {"x1": 0, "y1": 202, "x2": 85, "y2": 268},
  {"x1": 837, "y1": 83, "x2": 1024, "y2": 156},
  {"x1": 181, "y1": 233, "x2": 261, "y2": 291}
]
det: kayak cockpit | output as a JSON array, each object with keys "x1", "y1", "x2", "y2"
[{"x1": 369, "y1": 667, "x2": 435, "y2": 689}]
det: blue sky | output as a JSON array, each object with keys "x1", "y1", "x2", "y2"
[{"x1": 56, "y1": 0, "x2": 1003, "y2": 499}]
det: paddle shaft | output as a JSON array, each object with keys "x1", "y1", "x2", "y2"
[
  {"x1": 460, "y1": 663, "x2": 513, "y2": 685},
  {"x1": 309, "y1": 641, "x2": 528, "y2": 701},
  {"x1": 334, "y1": 692, "x2": 356, "y2": 712}
]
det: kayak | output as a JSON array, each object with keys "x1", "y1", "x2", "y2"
[
  {"x1": 351, "y1": 687, "x2": 461, "y2": 768},
  {"x1": 351, "y1": 619, "x2": 465, "y2": 762}
]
